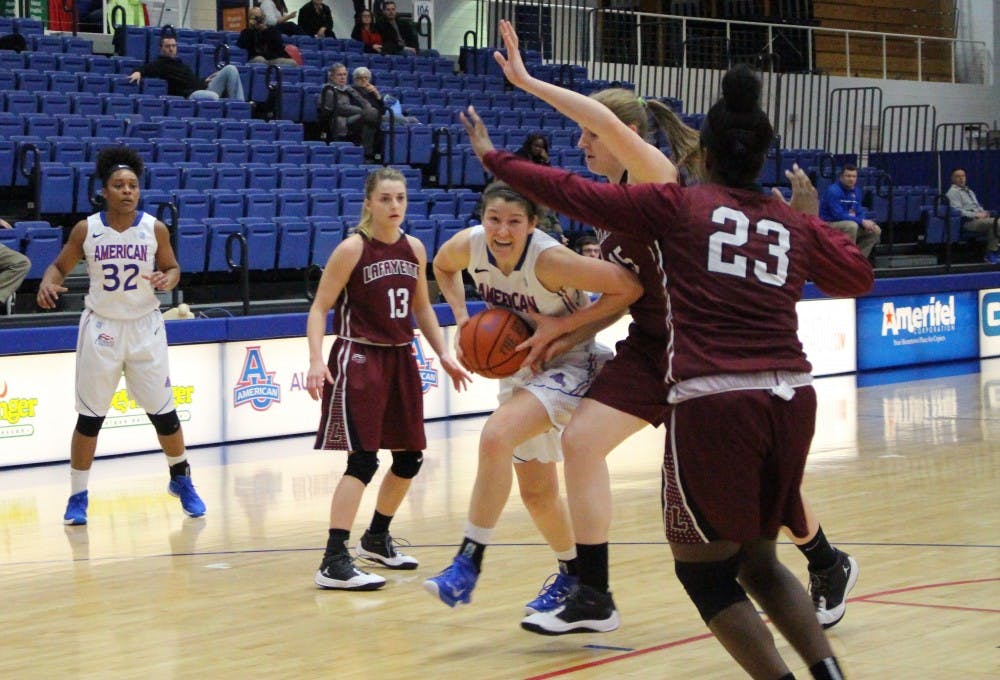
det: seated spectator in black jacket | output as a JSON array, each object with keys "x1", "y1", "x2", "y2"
[
  {"x1": 352, "y1": 66, "x2": 386, "y2": 162},
  {"x1": 318, "y1": 63, "x2": 381, "y2": 161},
  {"x1": 128, "y1": 34, "x2": 245, "y2": 100},
  {"x1": 297, "y1": 0, "x2": 334, "y2": 39},
  {"x1": 238, "y1": 7, "x2": 299, "y2": 66},
  {"x1": 375, "y1": 1, "x2": 418, "y2": 55}
]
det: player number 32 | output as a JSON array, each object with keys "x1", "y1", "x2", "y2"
[{"x1": 708, "y1": 206, "x2": 790, "y2": 286}]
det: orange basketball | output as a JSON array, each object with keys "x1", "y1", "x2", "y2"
[{"x1": 458, "y1": 308, "x2": 532, "y2": 379}]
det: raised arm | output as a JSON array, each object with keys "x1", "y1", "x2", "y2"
[{"x1": 494, "y1": 20, "x2": 676, "y2": 185}]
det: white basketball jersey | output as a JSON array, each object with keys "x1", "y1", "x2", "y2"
[
  {"x1": 83, "y1": 211, "x2": 160, "y2": 319},
  {"x1": 467, "y1": 225, "x2": 591, "y2": 349}
]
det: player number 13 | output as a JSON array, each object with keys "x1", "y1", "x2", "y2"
[{"x1": 708, "y1": 206, "x2": 790, "y2": 286}]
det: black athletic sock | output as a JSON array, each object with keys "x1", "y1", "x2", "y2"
[
  {"x1": 558, "y1": 557, "x2": 579, "y2": 577},
  {"x1": 168, "y1": 460, "x2": 191, "y2": 479},
  {"x1": 797, "y1": 525, "x2": 839, "y2": 571},
  {"x1": 368, "y1": 510, "x2": 392, "y2": 535},
  {"x1": 458, "y1": 537, "x2": 486, "y2": 572},
  {"x1": 577, "y1": 543, "x2": 609, "y2": 593},
  {"x1": 809, "y1": 656, "x2": 844, "y2": 680},
  {"x1": 324, "y1": 528, "x2": 350, "y2": 558}
]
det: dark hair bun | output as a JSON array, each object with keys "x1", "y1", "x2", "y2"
[{"x1": 721, "y1": 64, "x2": 760, "y2": 114}]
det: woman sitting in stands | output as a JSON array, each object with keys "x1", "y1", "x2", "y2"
[{"x1": 351, "y1": 9, "x2": 383, "y2": 53}]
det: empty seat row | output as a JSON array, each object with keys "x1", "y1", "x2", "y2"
[
  {"x1": 0, "y1": 50, "x2": 135, "y2": 74},
  {"x1": 0, "y1": 221, "x2": 62, "y2": 280}
]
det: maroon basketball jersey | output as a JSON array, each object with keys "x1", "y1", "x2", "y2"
[
  {"x1": 482, "y1": 151, "x2": 874, "y2": 382},
  {"x1": 335, "y1": 234, "x2": 420, "y2": 345}
]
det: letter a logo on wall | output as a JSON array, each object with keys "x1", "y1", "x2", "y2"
[
  {"x1": 233, "y1": 346, "x2": 282, "y2": 410},
  {"x1": 410, "y1": 335, "x2": 439, "y2": 394}
]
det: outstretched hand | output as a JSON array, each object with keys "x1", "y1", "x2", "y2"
[
  {"x1": 459, "y1": 106, "x2": 496, "y2": 160},
  {"x1": 771, "y1": 163, "x2": 819, "y2": 216},
  {"x1": 493, "y1": 20, "x2": 531, "y2": 89}
]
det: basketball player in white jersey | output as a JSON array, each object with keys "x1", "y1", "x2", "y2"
[
  {"x1": 424, "y1": 182, "x2": 640, "y2": 622},
  {"x1": 37, "y1": 146, "x2": 205, "y2": 525}
]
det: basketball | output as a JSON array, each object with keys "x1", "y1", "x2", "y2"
[{"x1": 458, "y1": 308, "x2": 532, "y2": 379}]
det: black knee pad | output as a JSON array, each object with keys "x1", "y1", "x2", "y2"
[
  {"x1": 344, "y1": 450, "x2": 379, "y2": 485},
  {"x1": 75, "y1": 414, "x2": 105, "y2": 437},
  {"x1": 674, "y1": 554, "x2": 748, "y2": 624},
  {"x1": 390, "y1": 450, "x2": 423, "y2": 479},
  {"x1": 147, "y1": 410, "x2": 181, "y2": 436}
]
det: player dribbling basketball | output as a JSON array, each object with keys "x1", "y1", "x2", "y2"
[{"x1": 423, "y1": 181, "x2": 640, "y2": 620}]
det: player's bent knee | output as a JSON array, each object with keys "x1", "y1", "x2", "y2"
[
  {"x1": 390, "y1": 450, "x2": 423, "y2": 479},
  {"x1": 147, "y1": 410, "x2": 181, "y2": 436},
  {"x1": 674, "y1": 555, "x2": 748, "y2": 624},
  {"x1": 75, "y1": 414, "x2": 105, "y2": 437},
  {"x1": 345, "y1": 450, "x2": 379, "y2": 484}
]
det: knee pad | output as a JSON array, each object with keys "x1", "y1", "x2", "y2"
[
  {"x1": 390, "y1": 450, "x2": 423, "y2": 479},
  {"x1": 147, "y1": 410, "x2": 181, "y2": 436},
  {"x1": 344, "y1": 450, "x2": 379, "y2": 485},
  {"x1": 75, "y1": 414, "x2": 105, "y2": 437},
  {"x1": 674, "y1": 554, "x2": 748, "y2": 624}
]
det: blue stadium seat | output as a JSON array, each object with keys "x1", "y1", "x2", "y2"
[
  {"x1": 336, "y1": 143, "x2": 365, "y2": 166},
  {"x1": 36, "y1": 164, "x2": 75, "y2": 214},
  {"x1": 382, "y1": 126, "x2": 410, "y2": 165},
  {"x1": 340, "y1": 192, "x2": 365, "y2": 221},
  {"x1": 141, "y1": 77, "x2": 169, "y2": 97},
  {"x1": 218, "y1": 120, "x2": 250, "y2": 142},
  {"x1": 243, "y1": 222, "x2": 278, "y2": 271},
  {"x1": 50, "y1": 138, "x2": 87, "y2": 164},
  {"x1": 248, "y1": 120, "x2": 277, "y2": 142},
  {"x1": 276, "y1": 221, "x2": 312, "y2": 269},
  {"x1": 243, "y1": 191, "x2": 277, "y2": 219},
  {"x1": 406, "y1": 219, "x2": 437, "y2": 259},
  {"x1": 213, "y1": 164, "x2": 247, "y2": 190},
  {"x1": 25, "y1": 115, "x2": 59, "y2": 139},
  {"x1": 0, "y1": 114, "x2": 22, "y2": 138},
  {"x1": 71, "y1": 94, "x2": 103, "y2": 117},
  {"x1": 219, "y1": 142, "x2": 250, "y2": 164},
  {"x1": 248, "y1": 143, "x2": 279, "y2": 165},
  {"x1": 134, "y1": 96, "x2": 165, "y2": 119},
  {"x1": 188, "y1": 119, "x2": 219, "y2": 141},
  {"x1": 436, "y1": 219, "x2": 466, "y2": 249},
  {"x1": 242, "y1": 163, "x2": 278, "y2": 188},
  {"x1": 175, "y1": 223, "x2": 208, "y2": 275},
  {"x1": 278, "y1": 143, "x2": 308, "y2": 166},
  {"x1": 210, "y1": 192, "x2": 244, "y2": 220},
  {"x1": 307, "y1": 190, "x2": 340, "y2": 217},
  {"x1": 307, "y1": 165, "x2": 339, "y2": 191},
  {"x1": 224, "y1": 100, "x2": 253, "y2": 120},
  {"x1": 429, "y1": 192, "x2": 457, "y2": 218},
  {"x1": 22, "y1": 225, "x2": 63, "y2": 279},
  {"x1": 205, "y1": 220, "x2": 244, "y2": 272},
  {"x1": 310, "y1": 220, "x2": 345, "y2": 265},
  {"x1": 181, "y1": 167, "x2": 216, "y2": 191},
  {"x1": 174, "y1": 190, "x2": 211, "y2": 221},
  {"x1": 153, "y1": 140, "x2": 187, "y2": 164},
  {"x1": 278, "y1": 165, "x2": 308, "y2": 190},
  {"x1": 195, "y1": 98, "x2": 224, "y2": 120},
  {"x1": 276, "y1": 191, "x2": 309, "y2": 218},
  {"x1": 186, "y1": 141, "x2": 219, "y2": 165},
  {"x1": 339, "y1": 166, "x2": 368, "y2": 192}
]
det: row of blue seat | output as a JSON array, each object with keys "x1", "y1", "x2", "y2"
[
  {"x1": 0, "y1": 51, "x2": 142, "y2": 76},
  {"x1": 172, "y1": 215, "x2": 473, "y2": 275},
  {"x1": 0, "y1": 97, "x2": 251, "y2": 125},
  {"x1": 0, "y1": 223, "x2": 61, "y2": 279},
  {"x1": 0, "y1": 16, "x2": 44, "y2": 35},
  {"x1": 0, "y1": 33, "x2": 93, "y2": 55}
]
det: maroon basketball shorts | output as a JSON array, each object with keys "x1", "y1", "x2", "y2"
[
  {"x1": 661, "y1": 380, "x2": 815, "y2": 544},
  {"x1": 315, "y1": 338, "x2": 426, "y2": 452},
  {"x1": 586, "y1": 337, "x2": 669, "y2": 426}
]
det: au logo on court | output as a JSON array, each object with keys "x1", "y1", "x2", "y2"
[
  {"x1": 233, "y1": 346, "x2": 282, "y2": 410},
  {"x1": 410, "y1": 335, "x2": 439, "y2": 394}
]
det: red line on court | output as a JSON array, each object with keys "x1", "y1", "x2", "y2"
[
  {"x1": 523, "y1": 577, "x2": 1000, "y2": 679},
  {"x1": 522, "y1": 632, "x2": 716, "y2": 680}
]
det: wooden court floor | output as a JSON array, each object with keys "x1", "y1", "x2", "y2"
[{"x1": 1, "y1": 360, "x2": 998, "y2": 679}]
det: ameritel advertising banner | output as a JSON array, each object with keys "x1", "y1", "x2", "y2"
[{"x1": 857, "y1": 291, "x2": 979, "y2": 371}]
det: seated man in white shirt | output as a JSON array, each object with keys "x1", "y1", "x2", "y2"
[{"x1": 946, "y1": 167, "x2": 999, "y2": 264}]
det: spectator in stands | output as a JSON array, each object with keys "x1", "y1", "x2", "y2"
[
  {"x1": 298, "y1": 0, "x2": 334, "y2": 39},
  {"x1": 260, "y1": 0, "x2": 301, "y2": 36},
  {"x1": 0, "y1": 219, "x2": 30, "y2": 308},
  {"x1": 515, "y1": 133, "x2": 551, "y2": 166},
  {"x1": 351, "y1": 9, "x2": 383, "y2": 53},
  {"x1": 819, "y1": 164, "x2": 881, "y2": 258},
  {"x1": 319, "y1": 63, "x2": 381, "y2": 162},
  {"x1": 514, "y1": 132, "x2": 566, "y2": 244},
  {"x1": 375, "y1": 1, "x2": 418, "y2": 55},
  {"x1": 946, "y1": 168, "x2": 999, "y2": 265},
  {"x1": 128, "y1": 35, "x2": 245, "y2": 100},
  {"x1": 574, "y1": 233, "x2": 601, "y2": 258},
  {"x1": 239, "y1": 7, "x2": 299, "y2": 66},
  {"x1": 352, "y1": 66, "x2": 386, "y2": 162}
]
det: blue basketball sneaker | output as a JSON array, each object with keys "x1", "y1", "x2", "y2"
[
  {"x1": 63, "y1": 490, "x2": 88, "y2": 525},
  {"x1": 168, "y1": 476, "x2": 206, "y2": 518},
  {"x1": 423, "y1": 554, "x2": 478, "y2": 607},
  {"x1": 524, "y1": 572, "x2": 578, "y2": 615}
]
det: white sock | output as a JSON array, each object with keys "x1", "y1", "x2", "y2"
[
  {"x1": 464, "y1": 522, "x2": 495, "y2": 546},
  {"x1": 70, "y1": 468, "x2": 89, "y2": 495},
  {"x1": 165, "y1": 453, "x2": 188, "y2": 469},
  {"x1": 555, "y1": 547, "x2": 577, "y2": 562}
]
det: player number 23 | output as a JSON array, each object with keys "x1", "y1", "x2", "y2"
[{"x1": 708, "y1": 207, "x2": 790, "y2": 286}]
